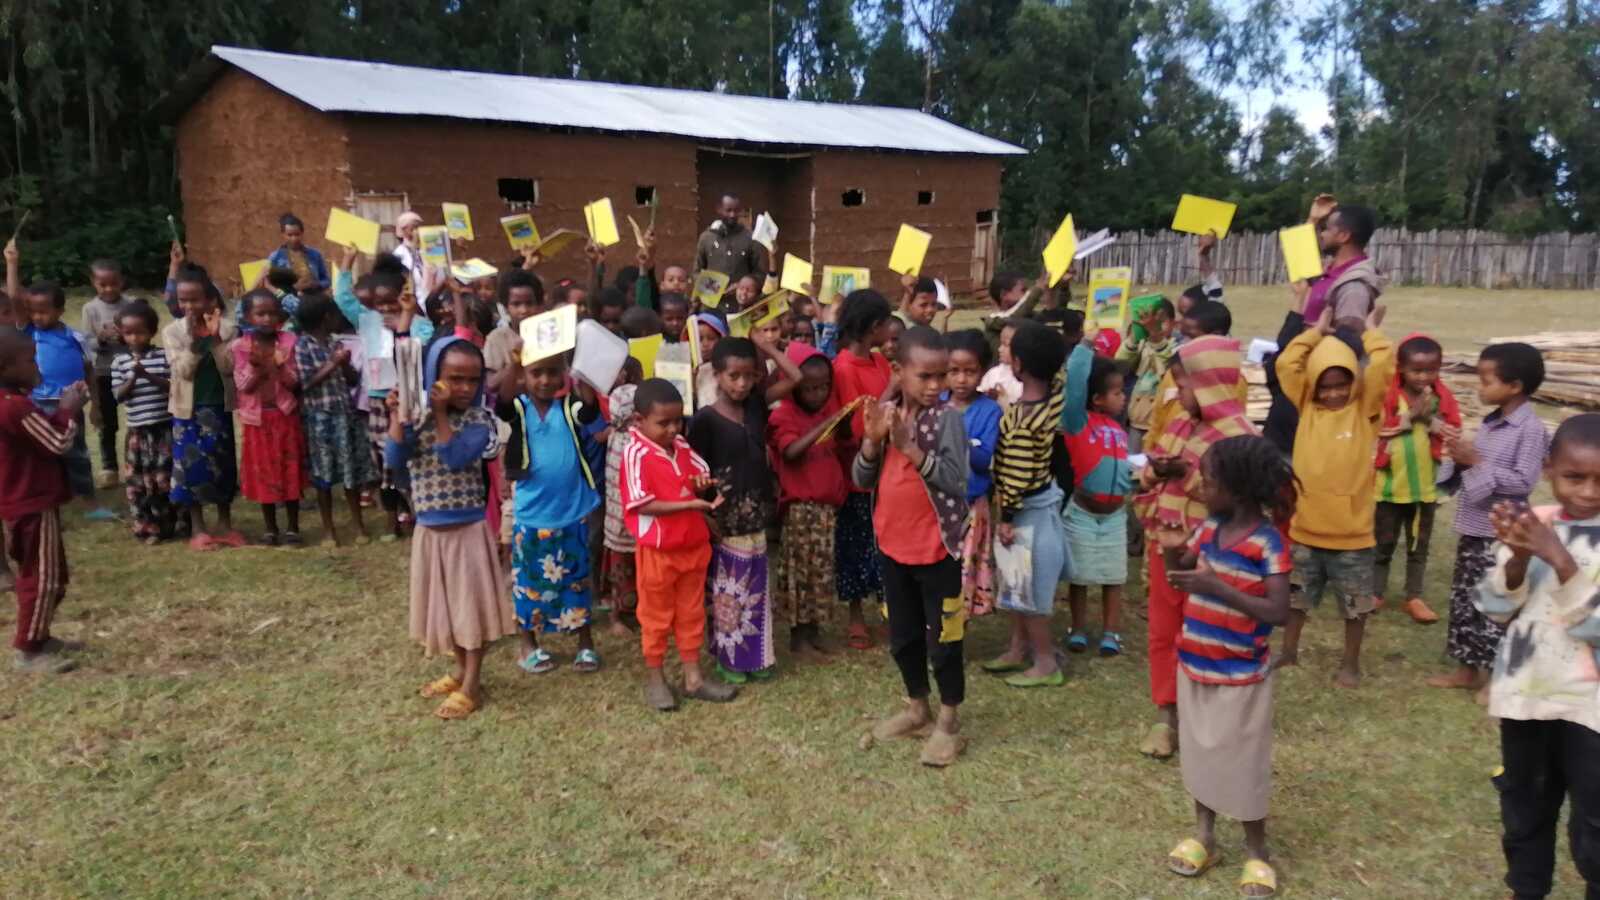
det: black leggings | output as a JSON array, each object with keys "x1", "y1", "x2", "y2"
[
  {"x1": 1497, "y1": 718, "x2": 1600, "y2": 899},
  {"x1": 878, "y1": 553, "x2": 964, "y2": 707},
  {"x1": 93, "y1": 374, "x2": 117, "y2": 471}
]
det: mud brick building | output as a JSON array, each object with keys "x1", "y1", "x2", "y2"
[{"x1": 161, "y1": 46, "x2": 1022, "y2": 295}]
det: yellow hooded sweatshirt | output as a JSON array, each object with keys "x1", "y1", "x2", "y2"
[{"x1": 1276, "y1": 326, "x2": 1394, "y2": 550}]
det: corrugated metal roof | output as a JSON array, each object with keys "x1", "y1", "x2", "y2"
[{"x1": 205, "y1": 46, "x2": 1025, "y2": 156}]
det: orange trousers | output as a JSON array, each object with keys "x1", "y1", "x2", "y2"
[
  {"x1": 1146, "y1": 544, "x2": 1184, "y2": 707},
  {"x1": 636, "y1": 543, "x2": 712, "y2": 668}
]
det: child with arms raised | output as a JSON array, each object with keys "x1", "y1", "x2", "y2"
[
  {"x1": 294, "y1": 293, "x2": 374, "y2": 546},
  {"x1": 110, "y1": 302, "x2": 178, "y2": 543},
  {"x1": 1431, "y1": 342, "x2": 1551, "y2": 695},
  {"x1": 854, "y1": 326, "x2": 970, "y2": 766},
  {"x1": 1274, "y1": 305, "x2": 1393, "y2": 687},
  {"x1": 233, "y1": 290, "x2": 307, "y2": 546},
  {"x1": 688, "y1": 335, "x2": 802, "y2": 683},
  {"x1": 1372, "y1": 334, "x2": 1459, "y2": 623},
  {"x1": 1063, "y1": 321, "x2": 1132, "y2": 656},
  {"x1": 985, "y1": 322, "x2": 1070, "y2": 686},
  {"x1": 0, "y1": 331, "x2": 89, "y2": 672},
  {"x1": 1116, "y1": 297, "x2": 1177, "y2": 454},
  {"x1": 1161, "y1": 435, "x2": 1295, "y2": 899},
  {"x1": 943, "y1": 330, "x2": 1002, "y2": 617},
  {"x1": 621, "y1": 378, "x2": 738, "y2": 710},
  {"x1": 1474, "y1": 413, "x2": 1600, "y2": 900},
  {"x1": 164, "y1": 266, "x2": 242, "y2": 549},
  {"x1": 387, "y1": 338, "x2": 515, "y2": 719},
  {"x1": 768, "y1": 343, "x2": 849, "y2": 656}
]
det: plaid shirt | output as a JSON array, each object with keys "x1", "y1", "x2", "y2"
[
  {"x1": 293, "y1": 333, "x2": 354, "y2": 414},
  {"x1": 1453, "y1": 400, "x2": 1550, "y2": 538}
]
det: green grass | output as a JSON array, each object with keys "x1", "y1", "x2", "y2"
[{"x1": 0, "y1": 287, "x2": 1589, "y2": 897}]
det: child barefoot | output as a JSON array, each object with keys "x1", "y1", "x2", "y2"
[
  {"x1": 621, "y1": 378, "x2": 738, "y2": 710},
  {"x1": 294, "y1": 293, "x2": 374, "y2": 546},
  {"x1": 1162, "y1": 435, "x2": 1296, "y2": 898},
  {"x1": 1475, "y1": 414, "x2": 1600, "y2": 900},
  {"x1": 387, "y1": 338, "x2": 516, "y2": 719},
  {"x1": 233, "y1": 290, "x2": 307, "y2": 546},
  {"x1": 854, "y1": 326, "x2": 971, "y2": 766},
  {"x1": 942, "y1": 330, "x2": 1002, "y2": 617},
  {"x1": 599, "y1": 361, "x2": 644, "y2": 638},
  {"x1": 109, "y1": 303, "x2": 178, "y2": 543},
  {"x1": 163, "y1": 267, "x2": 242, "y2": 549}
]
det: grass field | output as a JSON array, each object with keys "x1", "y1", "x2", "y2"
[{"x1": 0, "y1": 286, "x2": 1592, "y2": 897}]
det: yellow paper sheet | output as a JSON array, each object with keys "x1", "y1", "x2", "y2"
[
  {"x1": 534, "y1": 229, "x2": 585, "y2": 260},
  {"x1": 692, "y1": 270, "x2": 730, "y2": 309},
  {"x1": 441, "y1": 203, "x2": 474, "y2": 241},
  {"x1": 417, "y1": 226, "x2": 451, "y2": 269},
  {"x1": 519, "y1": 303, "x2": 578, "y2": 365},
  {"x1": 1087, "y1": 266, "x2": 1132, "y2": 328},
  {"x1": 686, "y1": 315, "x2": 703, "y2": 368},
  {"x1": 655, "y1": 360, "x2": 694, "y2": 408},
  {"x1": 818, "y1": 265, "x2": 870, "y2": 304},
  {"x1": 584, "y1": 198, "x2": 620, "y2": 248},
  {"x1": 1042, "y1": 214, "x2": 1077, "y2": 286},
  {"x1": 238, "y1": 259, "x2": 270, "y2": 291},
  {"x1": 325, "y1": 208, "x2": 380, "y2": 255},
  {"x1": 628, "y1": 334, "x2": 665, "y2": 379},
  {"x1": 1279, "y1": 223, "x2": 1325, "y2": 282},
  {"x1": 755, "y1": 293, "x2": 791, "y2": 327},
  {"x1": 500, "y1": 214, "x2": 539, "y2": 250},
  {"x1": 779, "y1": 254, "x2": 813, "y2": 295},
  {"x1": 888, "y1": 224, "x2": 932, "y2": 276},
  {"x1": 1171, "y1": 194, "x2": 1237, "y2": 239}
]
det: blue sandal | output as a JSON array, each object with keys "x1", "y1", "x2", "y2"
[
  {"x1": 573, "y1": 648, "x2": 602, "y2": 673},
  {"x1": 1099, "y1": 631, "x2": 1123, "y2": 657},
  {"x1": 518, "y1": 648, "x2": 557, "y2": 674},
  {"x1": 1065, "y1": 630, "x2": 1090, "y2": 654}
]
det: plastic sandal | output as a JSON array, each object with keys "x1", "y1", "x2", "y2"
[
  {"x1": 1099, "y1": 631, "x2": 1123, "y2": 656},
  {"x1": 187, "y1": 534, "x2": 217, "y2": 552},
  {"x1": 420, "y1": 674, "x2": 461, "y2": 698},
  {"x1": 434, "y1": 690, "x2": 479, "y2": 720},
  {"x1": 1239, "y1": 859, "x2": 1277, "y2": 896},
  {"x1": 215, "y1": 531, "x2": 248, "y2": 548},
  {"x1": 83, "y1": 507, "x2": 118, "y2": 522},
  {"x1": 518, "y1": 648, "x2": 557, "y2": 674},
  {"x1": 747, "y1": 666, "x2": 775, "y2": 681},
  {"x1": 980, "y1": 656, "x2": 1028, "y2": 674},
  {"x1": 1004, "y1": 669, "x2": 1065, "y2": 688},
  {"x1": 281, "y1": 532, "x2": 304, "y2": 547},
  {"x1": 1167, "y1": 838, "x2": 1221, "y2": 877},
  {"x1": 715, "y1": 662, "x2": 749, "y2": 685},
  {"x1": 846, "y1": 622, "x2": 872, "y2": 651},
  {"x1": 1140, "y1": 722, "x2": 1178, "y2": 759},
  {"x1": 572, "y1": 648, "x2": 602, "y2": 673},
  {"x1": 1066, "y1": 630, "x2": 1090, "y2": 653}
]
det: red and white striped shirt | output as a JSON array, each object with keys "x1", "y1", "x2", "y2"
[
  {"x1": 0, "y1": 388, "x2": 75, "y2": 520},
  {"x1": 620, "y1": 429, "x2": 710, "y2": 551}
]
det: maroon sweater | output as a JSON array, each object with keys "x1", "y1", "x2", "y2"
[{"x1": 0, "y1": 387, "x2": 74, "y2": 520}]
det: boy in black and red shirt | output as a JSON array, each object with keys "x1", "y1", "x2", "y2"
[{"x1": 0, "y1": 329, "x2": 88, "y2": 673}]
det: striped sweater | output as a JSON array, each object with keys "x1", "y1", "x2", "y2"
[{"x1": 992, "y1": 375, "x2": 1066, "y2": 523}]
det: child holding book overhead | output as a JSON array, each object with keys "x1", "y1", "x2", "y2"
[
  {"x1": 853, "y1": 326, "x2": 970, "y2": 767},
  {"x1": 1062, "y1": 322, "x2": 1132, "y2": 656},
  {"x1": 1473, "y1": 414, "x2": 1600, "y2": 900},
  {"x1": 294, "y1": 293, "x2": 374, "y2": 546},
  {"x1": 830, "y1": 290, "x2": 897, "y2": 649},
  {"x1": 621, "y1": 378, "x2": 738, "y2": 710},
  {"x1": 768, "y1": 343, "x2": 849, "y2": 656},
  {"x1": 1117, "y1": 297, "x2": 1177, "y2": 454},
  {"x1": 233, "y1": 290, "x2": 306, "y2": 546},
  {"x1": 688, "y1": 335, "x2": 802, "y2": 683},
  {"x1": 109, "y1": 302, "x2": 178, "y2": 543},
  {"x1": 985, "y1": 321, "x2": 1070, "y2": 686},
  {"x1": 1372, "y1": 333, "x2": 1459, "y2": 624},
  {"x1": 1431, "y1": 342, "x2": 1551, "y2": 695},
  {"x1": 164, "y1": 266, "x2": 243, "y2": 549},
  {"x1": 943, "y1": 330, "x2": 1002, "y2": 616},
  {"x1": 1274, "y1": 305, "x2": 1393, "y2": 688},
  {"x1": 1160, "y1": 435, "x2": 1295, "y2": 899},
  {"x1": 389, "y1": 339, "x2": 514, "y2": 720}
]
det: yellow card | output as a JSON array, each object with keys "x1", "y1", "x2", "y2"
[
  {"x1": 726, "y1": 306, "x2": 756, "y2": 339},
  {"x1": 888, "y1": 224, "x2": 932, "y2": 276},
  {"x1": 692, "y1": 270, "x2": 730, "y2": 309},
  {"x1": 417, "y1": 226, "x2": 451, "y2": 269},
  {"x1": 451, "y1": 258, "x2": 498, "y2": 283},
  {"x1": 1279, "y1": 223, "x2": 1325, "y2": 282},
  {"x1": 238, "y1": 259, "x2": 270, "y2": 291},
  {"x1": 686, "y1": 315, "x2": 703, "y2": 368},
  {"x1": 755, "y1": 293, "x2": 791, "y2": 327},
  {"x1": 325, "y1": 208, "x2": 380, "y2": 255},
  {"x1": 1041, "y1": 214, "x2": 1077, "y2": 287},
  {"x1": 779, "y1": 253, "x2": 813, "y2": 295},
  {"x1": 1171, "y1": 194, "x2": 1237, "y2": 239},
  {"x1": 500, "y1": 214, "x2": 539, "y2": 250},
  {"x1": 441, "y1": 203, "x2": 474, "y2": 241},
  {"x1": 519, "y1": 303, "x2": 578, "y2": 365},
  {"x1": 655, "y1": 360, "x2": 694, "y2": 407},
  {"x1": 818, "y1": 265, "x2": 870, "y2": 304},
  {"x1": 1087, "y1": 266, "x2": 1132, "y2": 328},
  {"x1": 533, "y1": 228, "x2": 585, "y2": 260},
  {"x1": 584, "y1": 198, "x2": 620, "y2": 248},
  {"x1": 628, "y1": 334, "x2": 665, "y2": 379}
]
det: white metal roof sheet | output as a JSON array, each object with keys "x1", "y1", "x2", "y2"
[{"x1": 209, "y1": 45, "x2": 1024, "y2": 156}]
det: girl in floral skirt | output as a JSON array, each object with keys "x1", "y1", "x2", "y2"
[{"x1": 943, "y1": 330, "x2": 1002, "y2": 616}]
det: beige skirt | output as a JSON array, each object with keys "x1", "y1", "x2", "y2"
[
  {"x1": 409, "y1": 519, "x2": 517, "y2": 656},
  {"x1": 1178, "y1": 668, "x2": 1274, "y2": 821}
]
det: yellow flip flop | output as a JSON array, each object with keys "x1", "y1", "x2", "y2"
[
  {"x1": 419, "y1": 674, "x2": 461, "y2": 699},
  {"x1": 1239, "y1": 859, "x2": 1277, "y2": 896},
  {"x1": 1167, "y1": 838, "x2": 1221, "y2": 877},
  {"x1": 434, "y1": 691, "x2": 479, "y2": 720}
]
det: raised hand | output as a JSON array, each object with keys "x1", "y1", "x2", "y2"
[{"x1": 862, "y1": 398, "x2": 892, "y2": 445}]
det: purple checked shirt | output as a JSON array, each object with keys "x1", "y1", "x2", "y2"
[{"x1": 1452, "y1": 401, "x2": 1550, "y2": 538}]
